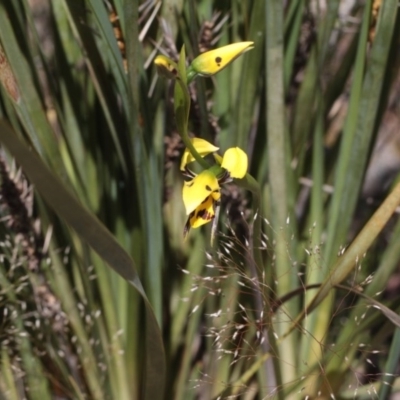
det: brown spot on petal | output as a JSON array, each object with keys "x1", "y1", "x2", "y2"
[
  {"x1": 197, "y1": 209, "x2": 214, "y2": 221},
  {"x1": 215, "y1": 56, "x2": 222, "y2": 67}
]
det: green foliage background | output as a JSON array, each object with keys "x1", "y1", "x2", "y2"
[{"x1": 0, "y1": 0, "x2": 400, "y2": 399}]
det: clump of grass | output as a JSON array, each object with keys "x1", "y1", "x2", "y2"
[
  {"x1": 177, "y1": 212, "x2": 400, "y2": 399},
  {"x1": 0, "y1": 155, "x2": 85, "y2": 397},
  {"x1": 1, "y1": 1, "x2": 400, "y2": 399}
]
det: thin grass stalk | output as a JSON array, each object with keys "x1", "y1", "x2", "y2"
[
  {"x1": 187, "y1": 1, "x2": 213, "y2": 142},
  {"x1": 0, "y1": 7, "x2": 65, "y2": 174},
  {"x1": 299, "y1": 105, "x2": 324, "y2": 376},
  {"x1": 169, "y1": 234, "x2": 207, "y2": 358},
  {"x1": 290, "y1": 0, "x2": 340, "y2": 165},
  {"x1": 207, "y1": 275, "x2": 242, "y2": 397},
  {"x1": 170, "y1": 234, "x2": 206, "y2": 399},
  {"x1": 265, "y1": 0, "x2": 296, "y2": 394},
  {"x1": 315, "y1": 1, "x2": 341, "y2": 65},
  {"x1": 62, "y1": 0, "x2": 130, "y2": 175},
  {"x1": 1, "y1": 351, "x2": 21, "y2": 400},
  {"x1": 58, "y1": 0, "x2": 128, "y2": 174},
  {"x1": 173, "y1": 281, "x2": 206, "y2": 398},
  {"x1": 0, "y1": 120, "x2": 166, "y2": 399},
  {"x1": 378, "y1": 328, "x2": 400, "y2": 398},
  {"x1": 50, "y1": 252, "x2": 104, "y2": 399},
  {"x1": 228, "y1": 0, "x2": 265, "y2": 151},
  {"x1": 0, "y1": 268, "x2": 52, "y2": 399},
  {"x1": 288, "y1": 179, "x2": 400, "y2": 339},
  {"x1": 124, "y1": 1, "x2": 166, "y2": 397},
  {"x1": 283, "y1": 0, "x2": 305, "y2": 92},
  {"x1": 212, "y1": 349, "x2": 274, "y2": 399},
  {"x1": 323, "y1": 208, "x2": 400, "y2": 382},
  {"x1": 322, "y1": 0, "x2": 399, "y2": 270},
  {"x1": 91, "y1": 252, "x2": 133, "y2": 400},
  {"x1": 235, "y1": 174, "x2": 282, "y2": 397},
  {"x1": 86, "y1": 0, "x2": 127, "y2": 96},
  {"x1": 302, "y1": 1, "x2": 398, "y2": 394},
  {"x1": 322, "y1": 0, "x2": 371, "y2": 274}
]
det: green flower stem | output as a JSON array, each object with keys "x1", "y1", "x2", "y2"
[
  {"x1": 174, "y1": 77, "x2": 210, "y2": 170},
  {"x1": 186, "y1": 66, "x2": 197, "y2": 84},
  {"x1": 180, "y1": 129, "x2": 210, "y2": 170},
  {"x1": 235, "y1": 173, "x2": 282, "y2": 395}
]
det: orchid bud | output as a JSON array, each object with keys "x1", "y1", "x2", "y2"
[{"x1": 187, "y1": 41, "x2": 254, "y2": 80}]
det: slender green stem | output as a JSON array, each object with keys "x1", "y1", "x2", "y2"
[
  {"x1": 174, "y1": 78, "x2": 210, "y2": 170},
  {"x1": 179, "y1": 127, "x2": 210, "y2": 169},
  {"x1": 186, "y1": 66, "x2": 197, "y2": 84}
]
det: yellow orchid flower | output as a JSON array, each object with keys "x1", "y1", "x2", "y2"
[
  {"x1": 183, "y1": 170, "x2": 221, "y2": 215},
  {"x1": 181, "y1": 139, "x2": 248, "y2": 238},
  {"x1": 187, "y1": 42, "x2": 254, "y2": 79},
  {"x1": 181, "y1": 138, "x2": 248, "y2": 181},
  {"x1": 180, "y1": 138, "x2": 248, "y2": 177}
]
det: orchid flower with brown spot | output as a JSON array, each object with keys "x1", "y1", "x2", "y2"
[{"x1": 181, "y1": 139, "x2": 248, "y2": 241}]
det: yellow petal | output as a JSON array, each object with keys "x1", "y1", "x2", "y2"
[
  {"x1": 183, "y1": 196, "x2": 216, "y2": 239},
  {"x1": 154, "y1": 55, "x2": 179, "y2": 79},
  {"x1": 182, "y1": 170, "x2": 220, "y2": 215},
  {"x1": 221, "y1": 147, "x2": 248, "y2": 178},
  {"x1": 180, "y1": 138, "x2": 219, "y2": 170},
  {"x1": 190, "y1": 196, "x2": 216, "y2": 228},
  {"x1": 190, "y1": 42, "x2": 254, "y2": 76}
]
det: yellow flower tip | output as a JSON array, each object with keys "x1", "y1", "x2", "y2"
[
  {"x1": 180, "y1": 138, "x2": 219, "y2": 171},
  {"x1": 182, "y1": 170, "x2": 220, "y2": 215},
  {"x1": 190, "y1": 41, "x2": 254, "y2": 76},
  {"x1": 221, "y1": 147, "x2": 248, "y2": 179},
  {"x1": 154, "y1": 55, "x2": 179, "y2": 79}
]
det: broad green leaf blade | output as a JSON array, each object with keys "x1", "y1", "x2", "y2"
[
  {"x1": 265, "y1": 0, "x2": 294, "y2": 394},
  {"x1": 300, "y1": 108, "x2": 325, "y2": 367},
  {"x1": 0, "y1": 120, "x2": 166, "y2": 400}
]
